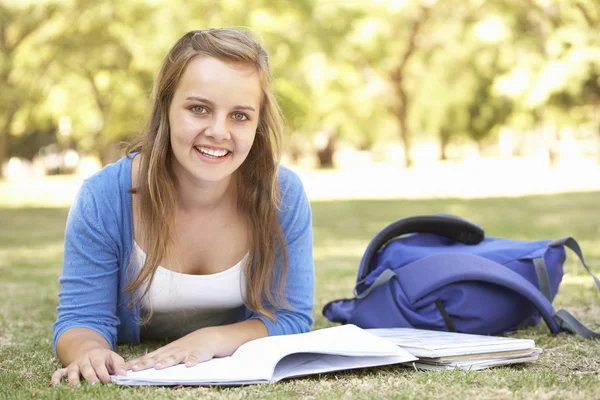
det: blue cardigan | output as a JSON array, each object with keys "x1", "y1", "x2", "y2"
[{"x1": 52, "y1": 155, "x2": 315, "y2": 353}]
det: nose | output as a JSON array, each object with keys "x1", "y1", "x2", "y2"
[{"x1": 205, "y1": 114, "x2": 230, "y2": 141}]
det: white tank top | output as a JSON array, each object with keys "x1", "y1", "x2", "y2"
[{"x1": 133, "y1": 242, "x2": 248, "y2": 340}]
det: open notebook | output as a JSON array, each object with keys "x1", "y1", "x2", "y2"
[
  {"x1": 367, "y1": 328, "x2": 542, "y2": 371},
  {"x1": 111, "y1": 325, "x2": 416, "y2": 386}
]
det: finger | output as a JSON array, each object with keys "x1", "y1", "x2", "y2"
[
  {"x1": 185, "y1": 351, "x2": 212, "y2": 368},
  {"x1": 67, "y1": 364, "x2": 81, "y2": 386},
  {"x1": 50, "y1": 368, "x2": 67, "y2": 386},
  {"x1": 79, "y1": 362, "x2": 100, "y2": 385},
  {"x1": 155, "y1": 353, "x2": 185, "y2": 370},
  {"x1": 125, "y1": 349, "x2": 159, "y2": 370},
  {"x1": 124, "y1": 358, "x2": 138, "y2": 371},
  {"x1": 108, "y1": 353, "x2": 127, "y2": 376},
  {"x1": 91, "y1": 358, "x2": 111, "y2": 384},
  {"x1": 131, "y1": 355, "x2": 159, "y2": 371}
]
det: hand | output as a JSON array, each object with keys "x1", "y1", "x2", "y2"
[
  {"x1": 125, "y1": 328, "x2": 220, "y2": 372},
  {"x1": 50, "y1": 348, "x2": 126, "y2": 386}
]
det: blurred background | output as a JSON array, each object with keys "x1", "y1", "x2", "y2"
[{"x1": 1, "y1": 0, "x2": 599, "y2": 204}]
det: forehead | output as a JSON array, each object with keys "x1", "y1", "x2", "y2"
[{"x1": 175, "y1": 56, "x2": 261, "y2": 106}]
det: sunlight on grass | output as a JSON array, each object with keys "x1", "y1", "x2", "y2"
[
  {"x1": 1, "y1": 175, "x2": 599, "y2": 398},
  {"x1": 295, "y1": 159, "x2": 600, "y2": 201},
  {"x1": 0, "y1": 175, "x2": 83, "y2": 208},
  {"x1": 1, "y1": 159, "x2": 600, "y2": 208}
]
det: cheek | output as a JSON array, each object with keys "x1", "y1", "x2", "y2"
[
  {"x1": 170, "y1": 112, "x2": 198, "y2": 143},
  {"x1": 237, "y1": 128, "x2": 257, "y2": 154}
]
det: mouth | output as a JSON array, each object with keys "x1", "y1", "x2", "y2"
[{"x1": 194, "y1": 146, "x2": 231, "y2": 159}]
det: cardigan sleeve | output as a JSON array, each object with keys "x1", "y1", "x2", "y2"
[
  {"x1": 248, "y1": 168, "x2": 315, "y2": 335},
  {"x1": 52, "y1": 181, "x2": 121, "y2": 354}
]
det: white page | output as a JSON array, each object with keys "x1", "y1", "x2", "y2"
[
  {"x1": 234, "y1": 324, "x2": 414, "y2": 361},
  {"x1": 272, "y1": 354, "x2": 413, "y2": 383},
  {"x1": 112, "y1": 324, "x2": 416, "y2": 386},
  {"x1": 367, "y1": 328, "x2": 535, "y2": 358},
  {"x1": 111, "y1": 355, "x2": 268, "y2": 386}
]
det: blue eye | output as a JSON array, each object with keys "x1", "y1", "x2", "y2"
[{"x1": 232, "y1": 113, "x2": 249, "y2": 121}]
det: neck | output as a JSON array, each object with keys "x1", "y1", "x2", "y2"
[{"x1": 173, "y1": 167, "x2": 236, "y2": 213}]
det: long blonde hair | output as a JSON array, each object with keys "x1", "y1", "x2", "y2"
[{"x1": 125, "y1": 28, "x2": 287, "y2": 321}]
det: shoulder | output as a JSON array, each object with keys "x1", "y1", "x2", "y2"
[
  {"x1": 277, "y1": 165, "x2": 306, "y2": 200},
  {"x1": 66, "y1": 155, "x2": 134, "y2": 248},
  {"x1": 79, "y1": 155, "x2": 133, "y2": 201},
  {"x1": 276, "y1": 165, "x2": 311, "y2": 229},
  {"x1": 69, "y1": 155, "x2": 133, "y2": 225}
]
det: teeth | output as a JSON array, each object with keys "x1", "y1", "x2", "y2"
[{"x1": 195, "y1": 146, "x2": 229, "y2": 157}]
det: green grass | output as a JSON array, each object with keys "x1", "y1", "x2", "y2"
[{"x1": 1, "y1": 191, "x2": 600, "y2": 399}]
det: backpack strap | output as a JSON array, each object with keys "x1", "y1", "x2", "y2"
[
  {"x1": 357, "y1": 215, "x2": 485, "y2": 282},
  {"x1": 532, "y1": 237, "x2": 600, "y2": 338},
  {"x1": 551, "y1": 237, "x2": 600, "y2": 292},
  {"x1": 359, "y1": 252, "x2": 563, "y2": 334},
  {"x1": 554, "y1": 309, "x2": 600, "y2": 338}
]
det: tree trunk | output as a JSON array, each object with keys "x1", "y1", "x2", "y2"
[
  {"x1": 596, "y1": 103, "x2": 600, "y2": 165},
  {"x1": 388, "y1": 5, "x2": 431, "y2": 169},
  {"x1": 0, "y1": 107, "x2": 17, "y2": 179},
  {"x1": 476, "y1": 140, "x2": 484, "y2": 156},
  {"x1": 316, "y1": 135, "x2": 336, "y2": 168},
  {"x1": 0, "y1": 130, "x2": 6, "y2": 179},
  {"x1": 439, "y1": 129, "x2": 450, "y2": 161},
  {"x1": 396, "y1": 88, "x2": 413, "y2": 168}
]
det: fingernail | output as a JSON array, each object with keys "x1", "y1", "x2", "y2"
[
  {"x1": 132, "y1": 364, "x2": 138, "y2": 371},
  {"x1": 155, "y1": 363, "x2": 162, "y2": 369},
  {"x1": 185, "y1": 361, "x2": 192, "y2": 367}
]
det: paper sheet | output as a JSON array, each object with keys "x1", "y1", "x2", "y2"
[
  {"x1": 367, "y1": 328, "x2": 535, "y2": 358},
  {"x1": 112, "y1": 325, "x2": 417, "y2": 386}
]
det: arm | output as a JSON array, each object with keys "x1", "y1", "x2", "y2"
[
  {"x1": 52, "y1": 328, "x2": 126, "y2": 386},
  {"x1": 51, "y1": 183, "x2": 125, "y2": 385},
  {"x1": 125, "y1": 319, "x2": 268, "y2": 371},
  {"x1": 56, "y1": 328, "x2": 112, "y2": 366},
  {"x1": 124, "y1": 169, "x2": 314, "y2": 371}
]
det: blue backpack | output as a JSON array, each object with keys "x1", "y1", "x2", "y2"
[{"x1": 323, "y1": 214, "x2": 600, "y2": 338}]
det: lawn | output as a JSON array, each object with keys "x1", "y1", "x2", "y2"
[{"x1": 1, "y1": 190, "x2": 599, "y2": 399}]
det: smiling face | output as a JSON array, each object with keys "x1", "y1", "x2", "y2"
[{"x1": 168, "y1": 56, "x2": 262, "y2": 186}]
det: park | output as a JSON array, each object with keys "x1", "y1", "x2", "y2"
[{"x1": 1, "y1": 0, "x2": 599, "y2": 398}]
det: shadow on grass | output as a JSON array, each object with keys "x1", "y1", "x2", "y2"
[{"x1": 311, "y1": 190, "x2": 600, "y2": 246}]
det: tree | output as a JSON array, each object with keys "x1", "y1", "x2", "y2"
[
  {"x1": 0, "y1": 0, "x2": 61, "y2": 176},
  {"x1": 495, "y1": 0, "x2": 600, "y2": 162},
  {"x1": 43, "y1": 0, "x2": 158, "y2": 162}
]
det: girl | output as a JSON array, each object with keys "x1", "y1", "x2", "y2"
[{"x1": 51, "y1": 28, "x2": 314, "y2": 386}]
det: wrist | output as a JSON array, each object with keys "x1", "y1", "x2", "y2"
[
  {"x1": 200, "y1": 327, "x2": 225, "y2": 355},
  {"x1": 57, "y1": 328, "x2": 112, "y2": 365}
]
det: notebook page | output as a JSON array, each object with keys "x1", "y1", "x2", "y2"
[
  {"x1": 111, "y1": 355, "x2": 268, "y2": 385},
  {"x1": 272, "y1": 353, "x2": 414, "y2": 383},
  {"x1": 367, "y1": 328, "x2": 535, "y2": 358},
  {"x1": 231, "y1": 324, "x2": 414, "y2": 369},
  {"x1": 112, "y1": 325, "x2": 415, "y2": 386}
]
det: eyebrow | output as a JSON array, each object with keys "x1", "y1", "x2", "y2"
[{"x1": 185, "y1": 96, "x2": 256, "y2": 112}]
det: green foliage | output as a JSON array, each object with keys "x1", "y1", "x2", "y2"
[{"x1": 1, "y1": 0, "x2": 599, "y2": 169}]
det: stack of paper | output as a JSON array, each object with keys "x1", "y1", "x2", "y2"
[{"x1": 367, "y1": 328, "x2": 542, "y2": 371}]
